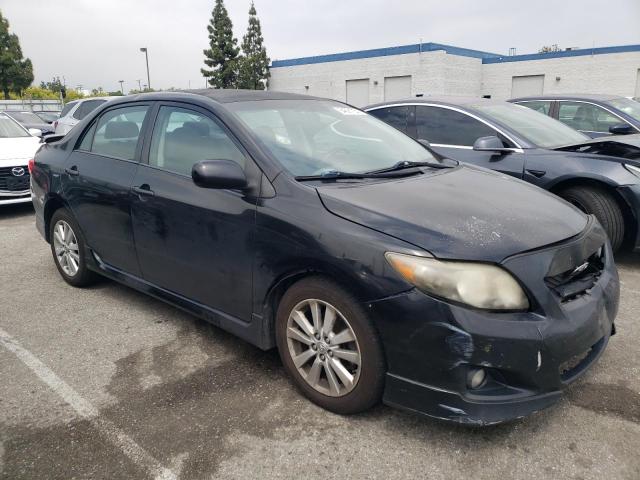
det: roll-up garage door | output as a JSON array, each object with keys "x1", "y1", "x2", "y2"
[
  {"x1": 384, "y1": 75, "x2": 412, "y2": 101},
  {"x1": 511, "y1": 75, "x2": 545, "y2": 97},
  {"x1": 346, "y1": 79, "x2": 370, "y2": 107}
]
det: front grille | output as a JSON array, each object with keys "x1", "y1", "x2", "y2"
[
  {"x1": 545, "y1": 247, "x2": 605, "y2": 302},
  {"x1": 0, "y1": 166, "x2": 30, "y2": 192}
]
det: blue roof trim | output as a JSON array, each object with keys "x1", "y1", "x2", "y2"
[
  {"x1": 271, "y1": 42, "x2": 501, "y2": 68},
  {"x1": 482, "y1": 44, "x2": 640, "y2": 64}
]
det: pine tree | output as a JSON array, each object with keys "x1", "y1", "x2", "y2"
[
  {"x1": 237, "y1": 2, "x2": 270, "y2": 90},
  {"x1": 0, "y1": 10, "x2": 34, "y2": 99},
  {"x1": 201, "y1": 0, "x2": 240, "y2": 88}
]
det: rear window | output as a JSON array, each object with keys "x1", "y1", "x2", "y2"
[
  {"x1": 73, "y1": 100, "x2": 106, "y2": 120},
  {"x1": 60, "y1": 102, "x2": 77, "y2": 118}
]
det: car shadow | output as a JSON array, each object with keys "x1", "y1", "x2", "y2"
[{"x1": 0, "y1": 202, "x2": 34, "y2": 220}]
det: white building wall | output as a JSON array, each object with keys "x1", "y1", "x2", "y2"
[
  {"x1": 269, "y1": 50, "x2": 483, "y2": 105},
  {"x1": 269, "y1": 48, "x2": 640, "y2": 103},
  {"x1": 481, "y1": 52, "x2": 640, "y2": 99}
]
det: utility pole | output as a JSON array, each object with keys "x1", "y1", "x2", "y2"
[
  {"x1": 140, "y1": 48, "x2": 151, "y2": 89},
  {"x1": 137, "y1": 79, "x2": 142, "y2": 91},
  {"x1": 118, "y1": 80, "x2": 124, "y2": 94}
]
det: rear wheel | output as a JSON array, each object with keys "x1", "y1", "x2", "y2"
[
  {"x1": 49, "y1": 208, "x2": 99, "y2": 287},
  {"x1": 275, "y1": 277, "x2": 385, "y2": 414},
  {"x1": 560, "y1": 186, "x2": 625, "y2": 251}
]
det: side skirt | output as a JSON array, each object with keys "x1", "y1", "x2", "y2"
[{"x1": 89, "y1": 253, "x2": 274, "y2": 350}]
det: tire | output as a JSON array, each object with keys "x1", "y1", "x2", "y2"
[
  {"x1": 560, "y1": 186, "x2": 625, "y2": 252},
  {"x1": 49, "y1": 208, "x2": 99, "y2": 287},
  {"x1": 275, "y1": 277, "x2": 385, "y2": 414}
]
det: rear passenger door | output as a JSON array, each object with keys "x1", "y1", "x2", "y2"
[
  {"x1": 414, "y1": 105, "x2": 525, "y2": 179},
  {"x1": 64, "y1": 103, "x2": 151, "y2": 275},
  {"x1": 130, "y1": 103, "x2": 257, "y2": 321},
  {"x1": 367, "y1": 105, "x2": 415, "y2": 136}
]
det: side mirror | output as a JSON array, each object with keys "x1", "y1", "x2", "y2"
[
  {"x1": 28, "y1": 128, "x2": 42, "y2": 137},
  {"x1": 192, "y1": 160, "x2": 247, "y2": 190},
  {"x1": 609, "y1": 123, "x2": 634, "y2": 135},
  {"x1": 473, "y1": 135, "x2": 511, "y2": 153}
]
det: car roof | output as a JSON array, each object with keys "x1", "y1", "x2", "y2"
[
  {"x1": 510, "y1": 93, "x2": 623, "y2": 102},
  {"x1": 101, "y1": 89, "x2": 324, "y2": 107},
  {"x1": 366, "y1": 95, "x2": 506, "y2": 110}
]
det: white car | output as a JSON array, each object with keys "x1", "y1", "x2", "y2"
[
  {"x1": 0, "y1": 113, "x2": 42, "y2": 206},
  {"x1": 54, "y1": 97, "x2": 116, "y2": 135}
]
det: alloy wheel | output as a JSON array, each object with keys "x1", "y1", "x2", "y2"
[
  {"x1": 286, "y1": 299, "x2": 361, "y2": 397},
  {"x1": 52, "y1": 220, "x2": 80, "y2": 277}
]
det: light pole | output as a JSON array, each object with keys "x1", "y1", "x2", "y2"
[
  {"x1": 118, "y1": 80, "x2": 124, "y2": 94},
  {"x1": 140, "y1": 47, "x2": 151, "y2": 90},
  {"x1": 137, "y1": 79, "x2": 142, "y2": 91}
]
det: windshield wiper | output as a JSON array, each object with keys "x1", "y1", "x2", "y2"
[
  {"x1": 295, "y1": 167, "x2": 429, "y2": 181},
  {"x1": 365, "y1": 160, "x2": 456, "y2": 174}
]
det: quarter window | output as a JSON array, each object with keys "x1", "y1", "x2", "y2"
[
  {"x1": 415, "y1": 106, "x2": 495, "y2": 146},
  {"x1": 368, "y1": 106, "x2": 410, "y2": 134},
  {"x1": 557, "y1": 102, "x2": 623, "y2": 133},
  {"x1": 90, "y1": 105, "x2": 149, "y2": 160},
  {"x1": 149, "y1": 106, "x2": 246, "y2": 176}
]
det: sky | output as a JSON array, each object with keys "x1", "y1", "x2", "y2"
[{"x1": 2, "y1": 0, "x2": 640, "y2": 93}]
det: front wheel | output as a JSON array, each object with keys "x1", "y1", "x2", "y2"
[
  {"x1": 560, "y1": 186, "x2": 625, "y2": 252},
  {"x1": 275, "y1": 277, "x2": 385, "y2": 414}
]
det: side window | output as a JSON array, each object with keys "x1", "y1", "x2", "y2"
[
  {"x1": 149, "y1": 106, "x2": 246, "y2": 176},
  {"x1": 90, "y1": 105, "x2": 149, "y2": 160},
  {"x1": 558, "y1": 102, "x2": 622, "y2": 133},
  {"x1": 415, "y1": 106, "x2": 495, "y2": 146},
  {"x1": 369, "y1": 106, "x2": 410, "y2": 134},
  {"x1": 518, "y1": 100, "x2": 552, "y2": 115},
  {"x1": 73, "y1": 100, "x2": 106, "y2": 120}
]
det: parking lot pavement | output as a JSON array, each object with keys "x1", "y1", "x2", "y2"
[{"x1": 0, "y1": 204, "x2": 639, "y2": 480}]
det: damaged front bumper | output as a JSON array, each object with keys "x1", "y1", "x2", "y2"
[{"x1": 370, "y1": 218, "x2": 620, "y2": 425}]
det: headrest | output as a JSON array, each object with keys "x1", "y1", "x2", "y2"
[{"x1": 104, "y1": 121, "x2": 139, "y2": 139}]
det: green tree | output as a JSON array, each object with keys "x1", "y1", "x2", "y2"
[
  {"x1": 237, "y1": 2, "x2": 270, "y2": 90},
  {"x1": 201, "y1": 0, "x2": 239, "y2": 88},
  {"x1": 41, "y1": 76, "x2": 64, "y2": 93},
  {"x1": 0, "y1": 10, "x2": 34, "y2": 99}
]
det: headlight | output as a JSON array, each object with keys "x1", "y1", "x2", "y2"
[
  {"x1": 385, "y1": 252, "x2": 529, "y2": 311},
  {"x1": 625, "y1": 164, "x2": 640, "y2": 178}
]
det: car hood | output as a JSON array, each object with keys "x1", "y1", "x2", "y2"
[
  {"x1": 0, "y1": 137, "x2": 40, "y2": 164},
  {"x1": 551, "y1": 135, "x2": 640, "y2": 164},
  {"x1": 317, "y1": 166, "x2": 588, "y2": 262}
]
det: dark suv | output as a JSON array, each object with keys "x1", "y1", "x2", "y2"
[{"x1": 31, "y1": 90, "x2": 618, "y2": 425}]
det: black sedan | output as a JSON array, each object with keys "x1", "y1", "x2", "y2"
[
  {"x1": 510, "y1": 94, "x2": 640, "y2": 138},
  {"x1": 5, "y1": 110, "x2": 55, "y2": 136},
  {"x1": 31, "y1": 90, "x2": 618, "y2": 425},
  {"x1": 366, "y1": 97, "x2": 640, "y2": 252}
]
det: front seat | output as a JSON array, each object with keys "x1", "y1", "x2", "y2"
[{"x1": 573, "y1": 105, "x2": 597, "y2": 132}]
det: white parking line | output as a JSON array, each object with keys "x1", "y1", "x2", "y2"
[{"x1": 0, "y1": 327, "x2": 177, "y2": 480}]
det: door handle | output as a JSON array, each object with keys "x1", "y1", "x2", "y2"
[
  {"x1": 64, "y1": 166, "x2": 79, "y2": 176},
  {"x1": 526, "y1": 169, "x2": 546, "y2": 178},
  {"x1": 131, "y1": 184, "x2": 155, "y2": 197}
]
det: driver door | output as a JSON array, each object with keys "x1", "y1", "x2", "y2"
[{"x1": 130, "y1": 102, "x2": 257, "y2": 321}]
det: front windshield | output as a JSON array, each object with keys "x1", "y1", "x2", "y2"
[
  {"x1": 608, "y1": 97, "x2": 640, "y2": 123},
  {"x1": 228, "y1": 99, "x2": 437, "y2": 176},
  {"x1": 9, "y1": 112, "x2": 42, "y2": 123},
  {"x1": 473, "y1": 102, "x2": 589, "y2": 148},
  {"x1": 0, "y1": 114, "x2": 29, "y2": 138}
]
